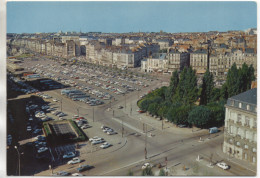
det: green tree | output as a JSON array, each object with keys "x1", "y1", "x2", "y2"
[
  {"x1": 167, "y1": 70, "x2": 179, "y2": 100},
  {"x1": 147, "y1": 103, "x2": 159, "y2": 116},
  {"x1": 142, "y1": 167, "x2": 154, "y2": 176},
  {"x1": 175, "y1": 67, "x2": 198, "y2": 105},
  {"x1": 200, "y1": 69, "x2": 214, "y2": 105},
  {"x1": 211, "y1": 88, "x2": 221, "y2": 102},
  {"x1": 188, "y1": 106, "x2": 212, "y2": 128},
  {"x1": 225, "y1": 63, "x2": 240, "y2": 98},
  {"x1": 238, "y1": 63, "x2": 255, "y2": 93},
  {"x1": 167, "y1": 104, "x2": 191, "y2": 125},
  {"x1": 127, "y1": 170, "x2": 134, "y2": 176},
  {"x1": 159, "y1": 169, "x2": 166, "y2": 176},
  {"x1": 206, "y1": 100, "x2": 225, "y2": 127}
]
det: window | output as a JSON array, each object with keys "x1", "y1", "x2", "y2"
[
  {"x1": 253, "y1": 148, "x2": 256, "y2": 152},
  {"x1": 244, "y1": 153, "x2": 247, "y2": 160},
  {"x1": 244, "y1": 145, "x2": 248, "y2": 149},
  {"x1": 237, "y1": 114, "x2": 241, "y2": 123},
  {"x1": 229, "y1": 139, "x2": 233, "y2": 143},
  {"x1": 236, "y1": 142, "x2": 240, "y2": 146},
  {"x1": 247, "y1": 105, "x2": 250, "y2": 110},
  {"x1": 245, "y1": 117, "x2": 250, "y2": 126},
  {"x1": 253, "y1": 157, "x2": 256, "y2": 163},
  {"x1": 239, "y1": 103, "x2": 242, "y2": 108}
]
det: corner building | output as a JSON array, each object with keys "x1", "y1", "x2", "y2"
[{"x1": 223, "y1": 88, "x2": 257, "y2": 165}]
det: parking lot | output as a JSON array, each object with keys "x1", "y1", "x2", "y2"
[{"x1": 22, "y1": 58, "x2": 155, "y2": 107}]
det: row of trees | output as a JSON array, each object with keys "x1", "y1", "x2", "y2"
[{"x1": 138, "y1": 63, "x2": 255, "y2": 128}]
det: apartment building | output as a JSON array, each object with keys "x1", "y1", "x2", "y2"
[
  {"x1": 141, "y1": 53, "x2": 168, "y2": 72},
  {"x1": 167, "y1": 49, "x2": 190, "y2": 73},
  {"x1": 223, "y1": 88, "x2": 257, "y2": 165},
  {"x1": 190, "y1": 49, "x2": 208, "y2": 73}
]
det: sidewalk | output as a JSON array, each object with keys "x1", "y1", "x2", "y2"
[{"x1": 215, "y1": 146, "x2": 256, "y2": 173}]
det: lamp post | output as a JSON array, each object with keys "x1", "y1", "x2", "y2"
[
  {"x1": 124, "y1": 94, "x2": 126, "y2": 110},
  {"x1": 14, "y1": 146, "x2": 20, "y2": 176},
  {"x1": 93, "y1": 106, "x2": 94, "y2": 122},
  {"x1": 60, "y1": 98, "x2": 63, "y2": 112},
  {"x1": 76, "y1": 107, "x2": 80, "y2": 117}
]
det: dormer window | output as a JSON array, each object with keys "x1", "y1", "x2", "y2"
[
  {"x1": 239, "y1": 102, "x2": 242, "y2": 108},
  {"x1": 247, "y1": 105, "x2": 250, "y2": 110}
]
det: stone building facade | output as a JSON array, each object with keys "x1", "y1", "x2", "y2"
[{"x1": 223, "y1": 88, "x2": 257, "y2": 165}]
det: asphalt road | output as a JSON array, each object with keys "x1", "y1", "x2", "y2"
[{"x1": 18, "y1": 57, "x2": 255, "y2": 176}]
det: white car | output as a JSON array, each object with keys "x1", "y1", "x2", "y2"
[
  {"x1": 216, "y1": 162, "x2": 229, "y2": 170},
  {"x1": 89, "y1": 136, "x2": 99, "y2": 142},
  {"x1": 67, "y1": 157, "x2": 81, "y2": 165},
  {"x1": 72, "y1": 173, "x2": 83, "y2": 176},
  {"x1": 37, "y1": 147, "x2": 48, "y2": 153},
  {"x1": 27, "y1": 126, "x2": 32, "y2": 131},
  {"x1": 63, "y1": 152, "x2": 76, "y2": 159},
  {"x1": 103, "y1": 128, "x2": 113, "y2": 133},
  {"x1": 142, "y1": 163, "x2": 153, "y2": 169},
  {"x1": 107, "y1": 131, "x2": 117, "y2": 135},
  {"x1": 29, "y1": 117, "x2": 33, "y2": 121},
  {"x1": 53, "y1": 98, "x2": 59, "y2": 102},
  {"x1": 91, "y1": 140, "x2": 105, "y2": 145},
  {"x1": 100, "y1": 142, "x2": 112, "y2": 149}
]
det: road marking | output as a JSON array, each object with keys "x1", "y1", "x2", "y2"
[
  {"x1": 98, "y1": 158, "x2": 146, "y2": 176},
  {"x1": 111, "y1": 117, "x2": 144, "y2": 135}
]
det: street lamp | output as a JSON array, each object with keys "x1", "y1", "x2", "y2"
[
  {"x1": 14, "y1": 146, "x2": 20, "y2": 176},
  {"x1": 93, "y1": 106, "x2": 94, "y2": 122},
  {"x1": 60, "y1": 98, "x2": 63, "y2": 112},
  {"x1": 76, "y1": 107, "x2": 80, "y2": 117}
]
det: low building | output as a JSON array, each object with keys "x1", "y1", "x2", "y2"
[{"x1": 223, "y1": 88, "x2": 257, "y2": 165}]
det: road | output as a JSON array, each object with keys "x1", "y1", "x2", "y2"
[{"x1": 18, "y1": 57, "x2": 255, "y2": 176}]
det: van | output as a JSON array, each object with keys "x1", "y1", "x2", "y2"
[{"x1": 209, "y1": 127, "x2": 218, "y2": 134}]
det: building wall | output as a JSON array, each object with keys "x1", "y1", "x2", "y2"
[{"x1": 223, "y1": 100, "x2": 257, "y2": 165}]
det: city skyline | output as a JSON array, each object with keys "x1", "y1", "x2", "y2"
[{"x1": 7, "y1": 1, "x2": 257, "y2": 34}]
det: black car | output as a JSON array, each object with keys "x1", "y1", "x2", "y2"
[{"x1": 77, "y1": 165, "x2": 93, "y2": 172}]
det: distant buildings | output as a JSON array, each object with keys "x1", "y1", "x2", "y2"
[
  {"x1": 223, "y1": 88, "x2": 257, "y2": 165},
  {"x1": 7, "y1": 29, "x2": 257, "y2": 84}
]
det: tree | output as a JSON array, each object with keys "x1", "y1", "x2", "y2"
[
  {"x1": 142, "y1": 167, "x2": 154, "y2": 176},
  {"x1": 200, "y1": 69, "x2": 214, "y2": 105},
  {"x1": 127, "y1": 170, "x2": 134, "y2": 176},
  {"x1": 167, "y1": 104, "x2": 191, "y2": 125},
  {"x1": 175, "y1": 67, "x2": 198, "y2": 105},
  {"x1": 167, "y1": 70, "x2": 179, "y2": 101},
  {"x1": 225, "y1": 63, "x2": 240, "y2": 98},
  {"x1": 188, "y1": 106, "x2": 212, "y2": 128},
  {"x1": 206, "y1": 100, "x2": 225, "y2": 127},
  {"x1": 159, "y1": 169, "x2": 166, "y2": 176},
  {"x1": 147, "y1": 103, "x2": 159, "y2": 116}
]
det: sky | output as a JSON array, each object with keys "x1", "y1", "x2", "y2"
[{"x1": 7, "y1": 1, "x2": 257, "y2": 33}]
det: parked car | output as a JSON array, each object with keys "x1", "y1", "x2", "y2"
[
  {"x1": 117, "y1": 105, "x2": 123, "y2": 109},
  {"x1": 216, "y1": 162, "x2": 229, "y2": 170},
  {"x1": 91, "y1": 140, "x2": 105, "y2": 145},
  {"x1": 72, "y1": 173, "x2": 83, "y2": 176},
  {"x1": 100, "y1": 142, "x2": 112, "y2": 149},
  {"x1": 56, "y1": 171, "x2": 70, "y2": 176},
  {"x1": 37, "y1": 147, "x2": 48, "y2": 153},
  {"x1": 63, "y1": 152, "x2": 76, "y2": 159},
  {"x1": 89, "y1": 136, "x2": 99, "y2": 142},
  {"x1": 107, "y1": 131, "x2": 117, "y2": 135},
  {"x1": 76, "y1": 165, "x2": 93, "y2": 172},
  {"x1": 33, "y1": 129, "x2": 42, "y2": 134},
  {"x1": 27, "y1": 126, "x2": 32, "y2": 131},
  {"x1": 67, "y1": 157, "x2": 81, "y2": 165},
  {"x1": 81, "y1": 125, "x2": 92, "y2": 129}
]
